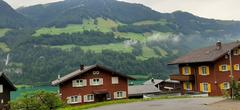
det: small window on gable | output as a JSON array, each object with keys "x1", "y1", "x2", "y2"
[
  {"x1": 93, "y1": 71, "x2": 100, "y2": 75},
  {"x1": 182, "y1": 66, "x2": 191, "y2": 75},
  {"x1": 112, "y1": 77, "x2": 119, "y2": 84},
  {"x1": 0, "y1": 85, "x2": 3, "y2": 93},
  {"x1": 220, "y1": 65, "x2": 228, "y2": 71}
]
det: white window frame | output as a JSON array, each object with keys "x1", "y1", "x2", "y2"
[
  {"x1": 201, "y1": 66, "x2": 207, "y2": 75},
  {"x1": 223, "y1": 82, "x2": 230, "y2": 90},
  {"x1": 93, "y1": 71, "x2": 100, "y2": 75},
  {"x1": 67, "y1": 95, "x2": 82, "y2": 104},
  {"x1": 235, "y1": 64, "x2": 240, "y2": 70},
  {"x1": 114, "y1": 91, "x2": 126, "y2": 99},
  {"x1": 0, "y1": 85, "x2": 3, "y2": 93},
  {"x1": 183, "y1": 67, "x2": 190, "y2": 75},
  {"x1": 233, "y1": 49, "x2": 240, "y2": 55},
  {"x1": 72, "y1": 79, "x2": 86, "y2": 87},
  {"x1": 90, "y1": 78, "x2": 103, "y2": 86},
  {"x1": 84, "y1": 94, "x2": 94, "y2": 102},
  {"x1": 202, "y1": 83, "x2": 209, "y2": 92},
  {"x1": 112, "y1": 77, "x2": 119, "y2": 84},
  {"x1": 221, "y1": 65, "x2": 228, "y2": 72}
]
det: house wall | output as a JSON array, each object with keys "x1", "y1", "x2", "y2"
[
  {"x1": 178, "y1": 49, "x2": 240, "y2": 96},
  {"x1": 0, "y1": 78, "x2": 11, "y2": 110},
  {"x1": 59, "y1": 67, "x2": 128, "y2": 105}
]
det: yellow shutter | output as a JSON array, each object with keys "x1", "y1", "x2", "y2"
[
  {"x1": 219, "y1": 65, "x2": 222, "y2": 71},
  {"x1": 188, "y1": 67, "x2": 191, "y2": 75},
  {"x1": 234, "y1": 64, "x2": 239, "y2": 71},
  {"x1": 183, "y1": 82, "x2": 187, "y2": 90},
  {"x1": 219, "y1": 83, "x2": 224, "y2": 89},
  {"x1": 227, "y1": 65, "x2": 231, "y2": 71},
  {"x1": 208, "y1": 83, "x2": 211, "y2": 92},
  {"x1": 182, "y1": 67, "x2": 185, "y2": 75},
  {"x1": 200, "y1": 83, "x2": 203, "y2": 92},
  {"x1": 198, "y1": 67, "x2": 202, "y2": 75},
  {"x1": 206, "y1": 66, "x2": 210, "y2": 75},
  {"x1": 189, "y1": 82, "x2": 193, "y2": 90}
]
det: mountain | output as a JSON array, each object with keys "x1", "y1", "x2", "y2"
[
  {"x1": 0, "y1": 0, "x2": 239, "y2": 85},
  {"x1": 0, "y1": 0, "x2": 31, "y2": 28}
]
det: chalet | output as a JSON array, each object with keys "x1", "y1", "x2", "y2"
[
  {"x1": 144, "y1": 78, "x2": 180, "y2": 92},
  {"x1": 0, "y1": 72, "x2": 16, "y2": 110},
  {"x1": 51, "y1": 64, "x2": 134, "y2": 105},
  {"x1": 169, "y1": 41, "x2": 240, "y2": 96}
]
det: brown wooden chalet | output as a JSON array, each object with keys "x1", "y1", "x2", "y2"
[
  {"x1": 0, "y1": 72, "x2": 16, "y2": 110},
  {"x1": 52, "y1": 64, "x2": 134, "y2": 105},
  {"x1": 169, "y1": 41, "x2": 240, "y2": 96}
]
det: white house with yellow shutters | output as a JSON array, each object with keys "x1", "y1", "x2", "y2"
[{"x1": 169, "y1": 41, "x2": 240, "y2": 96}]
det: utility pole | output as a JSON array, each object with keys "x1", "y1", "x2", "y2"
[{"x1": 228, "y1": 50, "x2": 234, "y2": 99}]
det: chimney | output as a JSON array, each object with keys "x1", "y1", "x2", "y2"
[
  {"x1": 151, "y1": 78, "x2": 155, "y2": 83},
  {"x1": 57, "y1": 75, "x2": 61, "y2": 80},
  {"x1": 216, "y1": 41, "x2": 221, "y2": 50},
  {"x1": 80, "y1": 64, "x2": 84, "y2": 70}
]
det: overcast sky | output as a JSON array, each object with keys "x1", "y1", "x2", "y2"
[{"x1": 4, "y1": 0, "x2": 240, "y2": 21}]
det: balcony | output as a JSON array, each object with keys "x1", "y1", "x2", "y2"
[{"x1": 170, "y1": 74, "x2": 194, "y2": 81}]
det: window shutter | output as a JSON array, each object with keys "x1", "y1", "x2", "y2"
[
  {"x1": 83, "y1": 79, "x2": 87, "y2": 86},
  {"x1": 219, "y1": 65, "x2": 222, "y2": 71},
  {"x1": 66, "y1": 97, "x2": 71, "y2": 104},
  {"x1": 206, "y1": 66, "x2": 210, "y2": 75},
  {"x1": 182, "y1": 67, "x2": 185, "y2": 75},
  {"x1": 122, "y1": 91, "x2": 127, "y2": 98},
  {"x1": 183, "y1": 82, "x2": 186, "y2": 90},
  {"x1": 99, "y1": 78, "x2": 103, "y2": 85},
  {"x1": 0, "y1": 85, "x2": 3, "y2": 93},
  {"x1": 78, "y1": 96, "x2": 82, "y2": 103},
  {"x1": 200, "y1": 83, "x2": 203, "y2": 92},
  {"x1": 84, "y1": 95, "x2": 88, "y2": 102},
  {"x1": 90, "y1": 79, "x2": 93, "y2": 85},
  {"x1": 72, "y1": 80, "x2": 76, "y2": 87},
  {"x1": 227, "y1": 65, "x2": 231, "y2": 71},
  {"x1": 189, "y1": 83, "x2": 193, "y2": 90},
  {"x1": 208, "y1": 83, "x2": 211, "y2": 92},
  {"x1": 219, "y1": 83, "x2": 224, "y2": 89},
  {"x1": 188, "y1": 67, "x2": 191, "y2": 75},
  {"x1": 198, "y1": 67, "x2": 202, "y2": 75},
  {"x1": 113, "y1": 92, "x2": 117, "y2": 99}
]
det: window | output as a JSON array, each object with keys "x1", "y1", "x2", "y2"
[
  {"x1": 112, "y1": 77, "x2": 119, "y2": 84},
  {"x1": 93, "y1": 71, "x2": 100, "y2": 75},
  {"x1": 223, "y1": 82, "x2": 230, "y2": 89},
  {"x1": 234, "y1": 64, "x2": 240, "y2": 71},
  {"x1": 233, "y1": 49, "x2": 240, "y2": 55},
  {"x1": 220, "y1": 65, "x2": 228, "y2": 71},
  {"x1": 90, "y1": 78, "x2": 103, "y2": 86},
  {"x1": 185, "y1": 82, "x2": 191, "y2": 90},
  {"x1": 182, "y1": 66, "x2": 191, "y2": 75},
  {"x1": 0, "y1": 85, "x2": 3, "y2": 93},
  {"x1": 114, "y1": 91, "x2": 126, "y2": 99},
  {"x1": 203, "y1": 83, "x2": 208, "y2": 92},
  {"x1": 84, "y1": 94, "x2": 94, "y2": 102},
  {"x1": 67, "y1": 95, "x2": 81, "y2": 104},
  {"x1": 72, "y1": 79, "x2": 86, "y2": 87}
]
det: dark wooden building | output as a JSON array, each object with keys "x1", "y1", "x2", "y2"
[
  {"x1": 0, "y1": 72, "x2": 16, "y2": 110},
  {"x1": 52, "y1": 64, "x2": 134, "y2": 105},
  {"x1": 169, "y1": 41, "x2": 240, "y2": 96}
]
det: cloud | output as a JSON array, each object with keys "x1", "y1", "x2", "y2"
[{"x1": 4, "y1": 0, "x2": 63, "y2": 8}]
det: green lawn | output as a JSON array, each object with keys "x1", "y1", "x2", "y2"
[
  {"x1": 59, "y1": 96, "x2": 190, "y2": 110},
  {"x1": 137, "y1": 46, "x2": 160, "y2": 60},
  {"x1": 33, "y1": 18, "x2": 121, "y2": 37},
  {"x1": 0, "y1": 42, "x2": 10, "y2": 52},
  {"x1": 115, "y1": 32, "x2": 147, "y2": 42},
  {"x1": 0, "y1": 28, "x2": 10, "y2": 37},
  {"x1": 51, "y1": 43, "x2": 133, "y2": 53},
  {"x1": 133, "y1": 19, "x2": 168, "y2": 26}
]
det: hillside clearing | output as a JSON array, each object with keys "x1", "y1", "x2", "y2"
[
  {"x1": 133, "y1": 19, "x2": 168, "y2": 26},
  {"x1": 0, "y1": 28, "x2": 10, "y2": 37}
]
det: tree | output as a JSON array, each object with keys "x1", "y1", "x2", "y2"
[{"x1": 10, "y1": 91, "x2": 64, "y2": 110}]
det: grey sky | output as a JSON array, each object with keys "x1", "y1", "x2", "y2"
[{"x1": 4, "y1": 0, "x2": 240, "y2": 20}]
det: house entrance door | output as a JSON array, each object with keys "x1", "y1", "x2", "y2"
[{"x1": 95, "y1": 94, "x2": 107, "y2": 102}]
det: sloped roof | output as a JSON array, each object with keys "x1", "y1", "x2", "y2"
[
  {"x1": 128, "y1": 84, "x2": 161, "y2": 95},
  {"x1": 52, "y1": 64, "x2": 135, "y2": 85},
  {"x1": 143, "y1": 79, "x2": 164, "y2": 85},
  {"x1": 164, "y1": 78, "x2": 180, "y2": 83},
  {"x1": 0, "y1": 72, "x2": 16, "y2": 91},
  {"x1": 169, "y1": 41, "x2": 240, "y2": 65}
]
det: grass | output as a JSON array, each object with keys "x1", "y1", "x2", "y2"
[
  {"x1": 115, "y1": 32, "x2": 147, "y2": 42},
  {"x1": 133, "y1": 19, "x2": 168, "y2": 26},
  {"x1": 137, "y1": 46, "x2": 160, "y2": 60},
  {"x1": 51, "y1": 43, "x2": 133, "y2": 53},
  {"x1": 59, "y1": 96, "x2": 190, "y2": 110},
  {"x1": 0, "y1": 42, "x2": 10, "y2": 52},
  {"x1": 33, "y1": 18, "x2": 120, "y2": 37},
  {"x1": 0, "y1": 28, "x2": 11, "y2": 37}
]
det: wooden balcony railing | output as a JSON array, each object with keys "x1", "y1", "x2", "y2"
[{"x1": 170, "y1": 74, "x2": 194, "y2": 81}]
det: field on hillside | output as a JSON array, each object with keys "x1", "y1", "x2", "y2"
[{"x1": 0, "y1": 28, "x2": 10, "y2": 37}]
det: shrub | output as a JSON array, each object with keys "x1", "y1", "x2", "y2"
[{"x1": 10, "y1": 91, "x2": 64, "y2": 110}]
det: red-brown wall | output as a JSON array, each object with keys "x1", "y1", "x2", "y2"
[
  {"x1": 178, "y1": 50, "x2": 240, "y2": 96},
  {"x1": 59, "y1": 67, "x2": 128, "y2": 105}
]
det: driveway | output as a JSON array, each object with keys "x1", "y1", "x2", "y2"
[{"x1": 90, "y1": 97, "x2": 226, "y2": 110}]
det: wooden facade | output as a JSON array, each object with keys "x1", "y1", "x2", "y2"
[
  {"x1": 52, "y1": 65, "x2": 133, "y2": 105},
  {"x1": 0, "y1": 73, "x2": 16, "y2": 110},
  {"x1": 169, "y1": 41, "x2": 240, "y2": 96}
]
